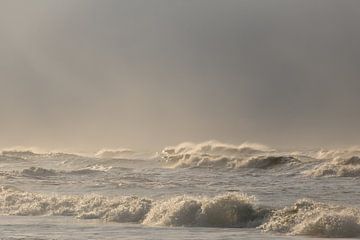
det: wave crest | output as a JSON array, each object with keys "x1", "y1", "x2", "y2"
[
  {"x1": 305, "y1": 156, "x2": 360, "y2": 177},
  {"x1": 1, "y1": 186, "x2": 360, "y2": 238},
  {"x1": 0, "y1": 187, "x2": 266, "y2": 227},
  {"x1": 160, "y1": 141, "x2": 283, "y2": 169},
  {"x1": 260, "y1": 199, "x2": 360, "y2": 237},
  {"x1": 162, "y1": 141, "x2": 273, "y2": 157},
  {"x1": 143, "y1": 193, "x2": 267, "y2": 227},
  {"x1": 0, "y1": 186, "x2": 152, "y2": 222}
]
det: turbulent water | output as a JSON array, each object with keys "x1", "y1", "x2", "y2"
[{"x1": 1, "y1": 141, "x2": 360, "y2": 239}]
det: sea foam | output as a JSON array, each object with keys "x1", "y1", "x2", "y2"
[
  {"x1": 143, "y1": 193, "x2": 268, "y2": 227},
  {"x1": 305, "y1": 156, "x2": 360, "y2": 177},
  {"x1": 0, "y1": 186, "x2": 266, "y2": 227},
  {"x1": 160, "y1": 141, "x2": 299, "y2": 169},
  {"x1": 0, "y1": 186, "x2": 152, "y2": 222},
  {"x1": 260, "y1": 199, "x2": 360, "y2": 238},
  {"x1": 1, "y1": 186, "x2": 360, "y2": 238}
]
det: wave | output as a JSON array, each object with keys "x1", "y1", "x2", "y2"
[
  {"x1": 18, "y1": 165, "x2": 111, "y2": 178},
  {"x1": 21, "y1": 167, "x2": 58, "y2": 177},
  {"x1": 260, "y1": 199, "x2": 360, "y2": 238},
  {"x1": 160, "y1": 141, "x2": 289, "y2": 169},
  {"x1": 1, "y1": 186, "x2": 360, "y2": 238},
  {"x1": 0, "y1": 186, "x2": 152, "y2": 222},
  {"x1": 236, "y1": 156, "x2": 300, "y2": 169},
  {"x1": 1, "y1": 150, "x2": 40, "y2": 158},
  {"x1": 161, "y1": 153, "x2": 299, "y2": 169},
  {"x1": 305, "y1": 156, "x2": 360, "y2": 177},
  {"x1": 143, "y1": 193, "x2": 268, "y2": 227},
  {"x1": 0, "y1": 186, "x2": 267, "y2": 227},
  {"x1": 162, "y1": 141, "x2": 273, "y2": 158},
  {"x1": 159, "y1": 142, "x2": 360, "y2": 177}
]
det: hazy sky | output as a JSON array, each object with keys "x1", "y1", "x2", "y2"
[{"x1": 1, "y1": 0, "x2": 360, "y2": 152}]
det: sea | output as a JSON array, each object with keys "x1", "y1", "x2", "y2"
[{"x1": 1, "y1": 141, "x2": 360, "y2": 240}]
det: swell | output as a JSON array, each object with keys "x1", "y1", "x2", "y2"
[
  {"x1": 5, "y1": 166, "x2": 111, "y2": 179},
  {"x1": 1, "y1": 186, "x2": 360, "y2": 238}
]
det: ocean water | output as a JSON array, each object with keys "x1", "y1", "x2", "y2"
[{"x1": 1, "y1": 141, "x2": 360, "y2": 239}]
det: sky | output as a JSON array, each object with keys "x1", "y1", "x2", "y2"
[{"x1": 0, "y1": 0, "x2": 360, "y2": 152}]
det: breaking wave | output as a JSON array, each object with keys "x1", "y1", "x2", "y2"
[
  {"x1": 305, "y1": 156, "x2": 360, "y2": 177},
  {"x1": 1, "y1": 186, "x2": 360, "y2": 238},
  {"x1": 0, "y1": 186, "x2": 265, "y2": 227},
  {"x1": 0, "y1": 186, "x2": 152, "y2": 222},
  {"x1": 159, "y1": 142, "x2": 360, "y2": 177},
  {"x1": 160, "y1": 141, "x2": 300, "y2": 169},
  {"x1": 261, "y1": 199, "x2": 360, "y2": 238},
  {"x1": 143, "y1": 193, "x2": 268, "y2": 227},
  {"x1": 162, "y1": 141, "x2": 273, "y2": 158},
  {"x1": 160, "y1": 141, "x2": 290, "y2": 169}
]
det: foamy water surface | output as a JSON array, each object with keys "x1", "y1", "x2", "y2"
[{"x1": 1, "y1": 141, "x2": 360, "y2": 239}]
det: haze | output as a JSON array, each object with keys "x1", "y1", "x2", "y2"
[{"x1": 1, "y1": 0, "x2": 359, "y2": 152}]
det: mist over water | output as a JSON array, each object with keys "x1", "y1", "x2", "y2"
[{"x1": 1, "y1": 0, "x2": 360, "y2": 151}]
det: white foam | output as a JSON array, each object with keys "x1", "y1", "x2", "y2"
[
  {"x1": 305, "y1": 156, "x2": 360, "y2": 177},
  {"x1": 162, "y1": 141, "x2": 273, "y2": 157},
  {"x1": 159, "y1": 141, "x2": 301, "y2": 169},
  {"x1": 160, "y1": 141, "x2": 278, "y2": 168},
  {"x1": 143, "y1": 193, "x2": 265, "y2": 227},
  {"x1": 0, "y1": 186, "x2": 265, "y2": 227},
  {"x1": 260, "y1": 199, "x2": 360, "y2": 238},
  {"x1": 2, "y1": 186, "x2": 360, "y2": 238},
  {"x1": 0, "y1": 186, "x2": 152, "y2": 222}
]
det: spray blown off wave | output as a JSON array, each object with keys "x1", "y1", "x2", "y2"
[
  {"x1": 314, "y1": 147, "x2": 360, "y2": 160},
  {"x1": 95, "y1": 148, "x2": 155, "y2": 160},
  {"x1": 160, "y1": 141, "x2": 299, "y2": 169},
  {"x1": 160, "y1": 141, "x2": 296, "y2": 169},
  {"x1": 161, "y1": 141, "x2": 273, "y2": 157}
]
